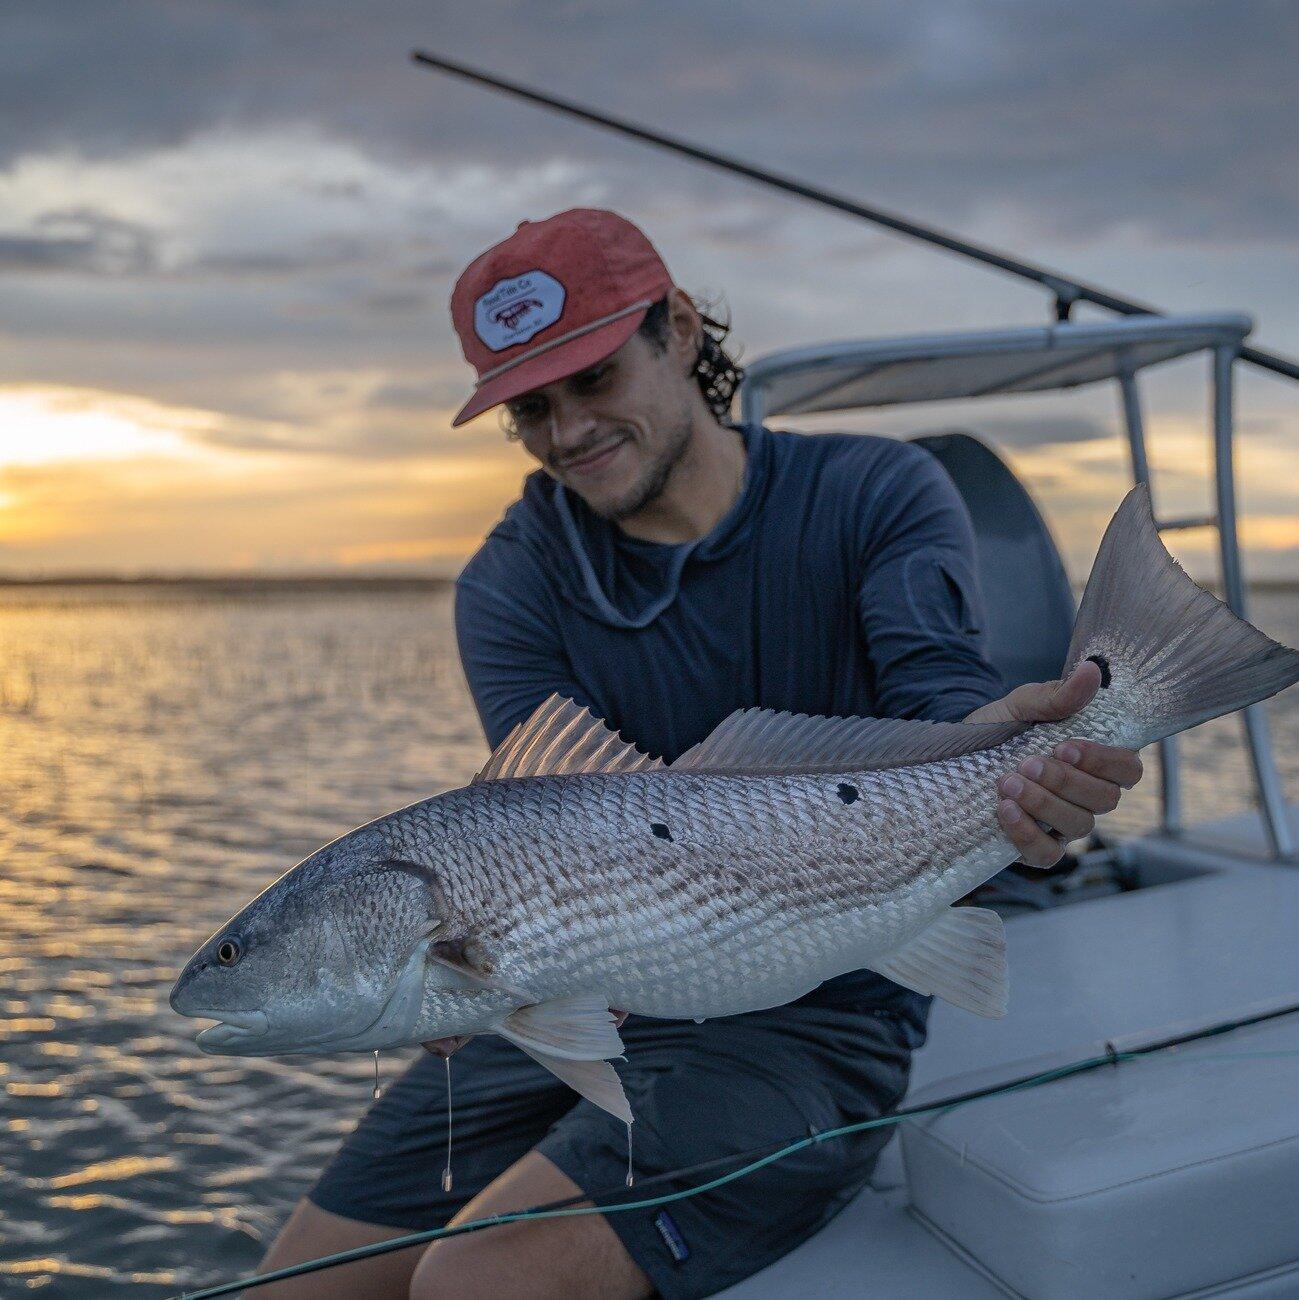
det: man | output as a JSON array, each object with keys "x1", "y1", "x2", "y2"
[{"x1": 260, "y1": 208, "x2": 1142, "y2": 1299}]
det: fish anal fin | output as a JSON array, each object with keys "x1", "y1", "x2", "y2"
[
  {"x1": 473, "y1": 694, "x2": 664, "y2": 783},
  {"x1": 498, "y1": 994, "x2": 626, "y2": 1062},
  {"x1": 512, "y1": 1044, "x2": 633, "y2": 1125},
  {"x1": 868, "y1": 906, "x2": 1007, "y2": 1019}
]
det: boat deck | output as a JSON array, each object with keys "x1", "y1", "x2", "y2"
[{"x1": 722, "y1": 807, "x2": 1299, "y2": 1297}]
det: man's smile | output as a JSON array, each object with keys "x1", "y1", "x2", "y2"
[{"x1": 558, "y1": 435, "x2": 630, "y2": 477}]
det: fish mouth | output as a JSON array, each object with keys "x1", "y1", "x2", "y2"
[{"x1": 190, "y1": 1009, "x2": 271, "y2": 1053}]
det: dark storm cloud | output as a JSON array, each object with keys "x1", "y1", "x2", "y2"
[{"x1": 4, "y1": 0, "x2": 1298, "y2": 242}]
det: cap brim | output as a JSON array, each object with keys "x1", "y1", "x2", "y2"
[{"x1": 450, "y1": 306, "x2": 650, "y2": 428}]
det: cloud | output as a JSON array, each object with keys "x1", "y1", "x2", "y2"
[
  {"x1": 365, "y1": 376, "x2": 466, "y2": 410},
  {"x1": 0, "y1": 383, "x2": 525, "y2": 574},
  {"x1": 0, "y1": 2, "x2": 1296, "y2": 575},
  {"x1": 4, "y1": 1, "x2": 1298, "y2": 242},
  {"x1": 0, "y1": 206, "x2": 159, "y2": 275}
]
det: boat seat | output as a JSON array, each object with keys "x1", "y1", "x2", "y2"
[
  {"x1": 721, "y1": 849, "x2": 1299, "y2": 1297},
  {"x1": 902, "y1": 1012, "x2": 1299, "y2": 1298},
  {"x1": 897, "y1": 859, "x2": 1299, "y2": 1299},
  {"x1": 909, "y1": 433, "x2": 1074, "y2": 691}
]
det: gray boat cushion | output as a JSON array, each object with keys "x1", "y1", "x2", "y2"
[{"x1": 901, "y1": 1014, "x2": 1299, "y2": 1299}]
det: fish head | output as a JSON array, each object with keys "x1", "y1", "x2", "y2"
[{"x1": 170, "y1": 826, "x2": 454, "y2": 1055}]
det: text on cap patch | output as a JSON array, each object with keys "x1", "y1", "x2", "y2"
[{"x1": 474, "y1": 270, "x2": 566, "y2": 352}]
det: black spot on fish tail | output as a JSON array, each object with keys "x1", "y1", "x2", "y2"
[
  {"x1": 650, "y1": 822, "x2": 673, "y2": 841},
  {"x1": 1086, "y1": 654, "x2": 1112, "y2": 688},
  {"x1": 836, "y1": 783, "x2": 860, "y2": 804}
]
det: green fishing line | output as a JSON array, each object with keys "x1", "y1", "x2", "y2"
[{"x1": 173, "y1": 1016, "x2": 1299, "y2": 1300}]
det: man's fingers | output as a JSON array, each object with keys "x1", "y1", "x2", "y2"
[
  {"x1": 997, "y1": 798, "x2": 1068, "y2": 867},
  {"x1": 423, "y1": 1034, "x2": 474, "y2": 1059},
  {"x1": 1054, "y1": 739, "x2": 1144, "y2": 788},
  {"x1": 1015, "y1": 755, "x2": 1120, "y2": 814},
  {"x1": 995, "y1": 735, "x2": 1143, "y2": 867},
  {"x1": 999, "y1": 773, "x2": 1096, "y2": 844}
]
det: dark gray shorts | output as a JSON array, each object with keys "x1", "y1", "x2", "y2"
[{"x1": 308, "y1": 1003, "x2": 919, "y2": 1300}]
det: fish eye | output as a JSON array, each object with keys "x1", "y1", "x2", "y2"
[{"x1": 216, "y1": 937, "x2": 243, "y2": 967}]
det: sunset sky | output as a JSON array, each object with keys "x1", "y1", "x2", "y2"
[{"x1": 3, "y1": 2, "x2": 1297, "y2": 581}]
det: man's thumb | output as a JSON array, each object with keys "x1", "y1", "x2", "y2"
[{"x1": 1015, "y1": 662, "x2": 1100, "y2": 722}]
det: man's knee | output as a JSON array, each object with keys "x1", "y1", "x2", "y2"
[
  {"x1": 408, "y1": 1235, "x2": 510, "y2": 1300},
  {"x1": 408, "y1": 1151, "x2": 652, "y2": 1300},
  {"x1": 256, "y1": 1197, "x2": 424, "y2": 1300},
  {"x1": 409, "y1": 1226, "x2": 649, "y2": 1300}
]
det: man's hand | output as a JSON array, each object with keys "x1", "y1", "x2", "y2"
[{"x1": 964, "y1": 659, "x2": 1144, "y2": 867}]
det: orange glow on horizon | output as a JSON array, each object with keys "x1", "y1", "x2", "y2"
[{"x1": 0, "y1": 384, "x2": 1294, "y2": 579}]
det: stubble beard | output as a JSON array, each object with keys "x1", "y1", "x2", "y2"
[{"x1": 591, "y1": 414, "x2": 694, "y2": 522}]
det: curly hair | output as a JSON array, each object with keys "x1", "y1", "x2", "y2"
[{"x1": 637, "y1": 293, "x2": 745, "y2": 423}]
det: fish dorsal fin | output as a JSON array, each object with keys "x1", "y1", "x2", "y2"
[
  {"x1": 472, "y1": 693, "x2": 664, "y2": 784},
  {"x1": 671, "y1": 707, "x2": 1025, "y2": 775}
]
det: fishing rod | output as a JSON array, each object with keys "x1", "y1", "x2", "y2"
[
  {"x1": 175, "y1": 998, "x2": 1299, "y2": 1298},
  {"x1": 409, "y1": 49, "x2": 1299, "y2": 386}
]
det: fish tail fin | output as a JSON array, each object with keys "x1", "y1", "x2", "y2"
[{"x1": 1063, "y1": 486, "x2": 1299, "y2": 749}]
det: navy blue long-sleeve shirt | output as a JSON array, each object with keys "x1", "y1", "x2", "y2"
[{"x1": 453, "y1": 422, "x2": 1005, "y2": 1032}]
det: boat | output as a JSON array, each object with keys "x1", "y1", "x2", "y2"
[{"x1": 719, "y1": 312, "x2": 1299, "y2": 1298}]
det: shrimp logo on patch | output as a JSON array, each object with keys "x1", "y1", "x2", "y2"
[{"x1": 474, "y1": 271, "x2": 566, "y2": 352}]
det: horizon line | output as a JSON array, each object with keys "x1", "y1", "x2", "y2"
[
  {"x1": 1, "y1": 572, "x2": 1297, "y2": 595},
  {"x1": 0, "y1": 572, "x2": 458, "y2": 588}
]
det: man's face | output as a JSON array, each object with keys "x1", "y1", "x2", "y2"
[{"x1": 502, "y1": 320, "x2": 697, "y2": 521}]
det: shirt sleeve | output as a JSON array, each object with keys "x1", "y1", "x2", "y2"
[
  {"x1": 855, "y1": 444, "x2": 1006, "y2": 723},
  {"x1": 454, "y1": 561, "x2": 593, "y2": 751}
]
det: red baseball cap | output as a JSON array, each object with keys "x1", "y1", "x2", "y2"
[{"x1": 448, "y1": 208, "x2": 675, "y2": 427}]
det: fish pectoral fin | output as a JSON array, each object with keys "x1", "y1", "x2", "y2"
[
  {"x1": 498, "y1": 994, "x2": 626, "y2": 1061},
  {"x1": 427, "y1": 939, "x2": 533, "y2": 1001},
  {"x1": 867, "y1": 906, "x2": 1007, "y2": 1019},
  {"x1": 512, "y1": 1044, "x2": 633, "y2": 1125}
]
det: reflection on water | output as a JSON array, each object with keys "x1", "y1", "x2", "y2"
[
  {"x1": 0, "y1": 583, "x2": 1296, "y2": 1296},
  {"x1": 0, "y1": 584, "x2": 482, "y2": 1296}
]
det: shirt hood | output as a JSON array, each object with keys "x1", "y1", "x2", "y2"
[{"x1": 499, "y1": 422, "x2": 773, "y2": 630}]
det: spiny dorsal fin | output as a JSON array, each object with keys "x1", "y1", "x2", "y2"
[
  {"x1": 472, "y1": 693, "x2": 664, "y2": 784},
  {"x1": 671, "y1": 707, "x2": 1024, "y2": 775}
]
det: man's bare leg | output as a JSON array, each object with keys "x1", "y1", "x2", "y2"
[
  {"x1": 254, "y1": 1198, "x2": 426, "y2": 1299},
  {"x1": 409, "y1": 1150, "x2": 653, "y2": 1300}
]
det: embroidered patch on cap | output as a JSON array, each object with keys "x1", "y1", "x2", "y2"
[
  {"x1": 653, "y1": 1209, "x2": 690, "y2": 1263},
  {"x1": 474, "y1": 270, "x2": 566, "y2": 352}
]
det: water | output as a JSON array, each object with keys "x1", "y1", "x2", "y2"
[{"x1": 1, "y1": 583, "x2": 1297, "y2": 1297}]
